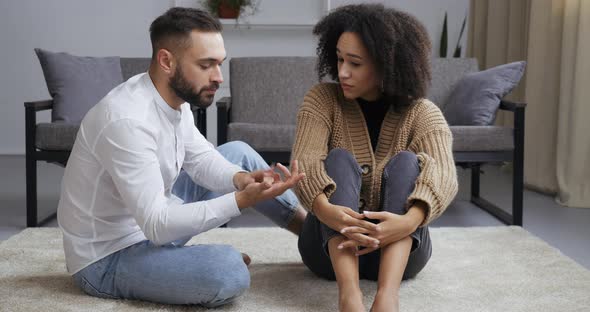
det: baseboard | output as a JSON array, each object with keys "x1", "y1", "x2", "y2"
[{"x1": 0, "y1": 150, "x2": 25, "y2": 156}]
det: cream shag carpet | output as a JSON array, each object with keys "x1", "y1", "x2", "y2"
[{"x1": 0, "y1": 227, "x2": 589, "y2": 312}]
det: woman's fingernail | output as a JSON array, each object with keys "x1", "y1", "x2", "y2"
[
  {"x1": 340, "y1": 229, "x2": 346, "y2": 233},
  {"x1": 338, "y1": 245, "x2": 343, "y2": 249}
]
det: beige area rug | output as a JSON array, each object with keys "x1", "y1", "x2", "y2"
[{"x1": 0, "y1": 227, "x2": 589, "y2": 312}]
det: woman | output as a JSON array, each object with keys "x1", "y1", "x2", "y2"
[{"x1": 293, "y1": 4, "x2": 458, "y2": 312}]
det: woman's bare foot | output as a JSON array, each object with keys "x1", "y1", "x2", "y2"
[
  {"x1": 339, "y1": 285, "x2": 365, "y2": 312},
  {"x1": 370, "y1": 290, "x2": 399, "y2": 312}
]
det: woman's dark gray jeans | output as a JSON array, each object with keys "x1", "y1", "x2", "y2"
[{"x1": 298, "y1": 148, "x2": 432, "y2": 281}]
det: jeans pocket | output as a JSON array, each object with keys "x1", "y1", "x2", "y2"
[{"x1": 76, "y1": 275, "x2": 119, "y2": 300}]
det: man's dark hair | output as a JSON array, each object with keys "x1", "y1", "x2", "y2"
[
  {"x1": 149, "y1": 7, "x2": 222, "y2": 60},
  {"x1": 313, "y1": 4, "x2": 432, "y2": 110}
]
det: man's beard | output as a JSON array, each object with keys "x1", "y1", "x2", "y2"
[{"x1": 169, "y1": 66, "x2": 219, "y2": 109}]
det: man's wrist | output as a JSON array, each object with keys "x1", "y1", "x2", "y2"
[
  {"x1": 234, "y1": 191, "x2": 250, "y2": 210},
  {"x1": 233, "y1": 171, "x2": 248, "y2": 190}
]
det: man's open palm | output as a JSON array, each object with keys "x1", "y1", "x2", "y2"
[{"x1": 235, "y1": 160, "x2": 305, "y2": 208}]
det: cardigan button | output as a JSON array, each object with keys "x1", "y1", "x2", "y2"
[
  {"x1": 358, "y1": 198, "x2": 366, "y2": 210},
  {"x1": 361, "y1": 164, "x2": 371, "y2": 175}
]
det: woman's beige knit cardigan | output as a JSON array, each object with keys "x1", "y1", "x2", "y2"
[{"x1": 292, "y1": 83, "x2": 458, "y2": 226}]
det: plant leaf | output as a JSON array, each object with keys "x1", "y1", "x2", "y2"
[
  {"x1": 453, "y1": 14, "x2": 467, "y2": 57},
  {"x1": 440, "y1": 12, "x2": 448, "y2": 58}
]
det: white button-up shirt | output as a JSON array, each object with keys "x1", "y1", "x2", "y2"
[{"x1": 58, "y1": 73, "x2": 243, "y2": 274}]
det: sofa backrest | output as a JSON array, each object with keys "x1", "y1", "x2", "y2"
[
  {"x1": 229, "y1": 57, "x2": 480, "y2": 124},
  {"x1": 428, "y1": 58, "x2": 479, "y2": 110},
  {"x1": 120, "y1": 58, "x2": 152, "y2": 81},
  {"x1": 230, "y1": 57, "x2": 319, "y2": 125}
]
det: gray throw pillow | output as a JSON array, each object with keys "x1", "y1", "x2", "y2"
[
  {"x1": 35, "y1": 48, "x2": 123, "y2": 123},
  {"x1": 443, "y1": 61, "x2": 526, "y2": 126}
]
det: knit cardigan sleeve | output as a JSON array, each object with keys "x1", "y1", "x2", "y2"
[
  {"x1": 407, "y1": 101, "x2": 458, "y2": 225},
  {"x1": 291, "y1": 84, "x2": 337, "y2": 211}
]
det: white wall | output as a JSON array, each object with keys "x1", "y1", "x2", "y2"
[
  {"x1": 331, "y1": 0, "x2": 470, "y2": 59},
  {"x1": 0, "y1": 0, "x2": 172, "y2": 154},
  {"x1": 0, "y1": 0, "x2": 468, "y2": 154}
]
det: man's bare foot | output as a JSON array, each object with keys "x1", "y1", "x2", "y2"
[
  {"x1": 241, "y1": 253, "x2": 251, "y2": 266},
  {"x1": 286, "y1": 205, "x2": 308, "y2": 236},
  {"x1": 339, "y1": 286, "x2": 365, "y2": 312},
  {"x1": 370, "y1": 290, "x2": 399, "y2": 312}
]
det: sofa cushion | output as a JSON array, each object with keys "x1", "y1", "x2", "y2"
[
  {"x1": 227, "y1": 123, "x2": 512, "y2": 154},
  {"x1": 120, "y1": 58, "x2": 151, "y2": 80},
  {"x1": 428, "y1": 58, "x2": 479, "y2": 110},
  {"x1": 443, "y1": 61, "x2": 526, "y2": 126},
  {"x1": 35, "y1": 123, "x2": 79, "y2": 151},
  {"x1": 450, "y1": 126, "x2": 514, "y2": 152},
  {"x1": 35, "y1": 48, "x2": 123, "y2": 123},
  {"x1": 228, "y1": 123, "x2": 296, "y2": 152}
]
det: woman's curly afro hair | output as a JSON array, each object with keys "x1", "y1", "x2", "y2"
[{"x1": 313, "y1": 4, "x2": 432, "y2": 110}]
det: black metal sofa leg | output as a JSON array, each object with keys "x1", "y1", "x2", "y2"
[{"x1": 26, "y1": 155, "x2": 38, "y2": 227}]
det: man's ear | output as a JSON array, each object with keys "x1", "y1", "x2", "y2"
[{"x1": 156, "y1": 48, "x2": 175, "y2": 75}]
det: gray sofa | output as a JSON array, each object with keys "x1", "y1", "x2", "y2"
[
  {"x1": 217, "y1": 57, "x2": 525, "y2": 226},
  {"x1": 25, "y1": 58, "x2": 208, "y2": 227}
]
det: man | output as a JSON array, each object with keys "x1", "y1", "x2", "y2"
[{"x1": 57, "y1": 7, "x2": 307, "y2": 307}]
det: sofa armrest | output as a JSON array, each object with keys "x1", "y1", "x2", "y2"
[
  {"x1": 216, "y1": 97, "x2": 232, "y2": 110},
  {"x1": 499, "y1": 99, "x2": 527, "y2": 112},
  {"x1": 216, "y1": 97, "x2": 231, "y2": 146},
  {"x1": 190, "y1": 107, "x2": 207, "y2": 137},
  {"x1": 24, "y1": 100, "x2": 53, "y2": 112},
  {"x1": 25, "y1": 100, "x2": 54, "y2": 159},
  {"x1": 498, "y1": 99, "x2": 525, "y2": 190}
]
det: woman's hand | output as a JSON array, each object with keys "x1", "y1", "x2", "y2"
[
  {"x1": 313, "y1": 195, "x2": 380, "y2": 248},
  {"x1": 337, "y1": 204, "x2": 427, "y2": 255}
]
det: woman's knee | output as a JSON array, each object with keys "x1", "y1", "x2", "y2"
[
  {"x1": 384, "y1": 151, "x2": 419, "y2": 175},
  {"x1": 382, "y1": 151, "x2": 420, "y2": 188},
  {"x1": 325, "y1": 148, "x2": 361, "y2": 178},
  {"x1": 326, "y1": 148, "x2": 355, "y2": 164}
]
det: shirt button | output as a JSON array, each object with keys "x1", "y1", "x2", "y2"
[{"x1": 361, "y1": 164, "x2": 371, "y2": 175}]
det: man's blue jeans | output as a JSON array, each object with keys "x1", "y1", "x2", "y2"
[{"x1": 72, "y1": 141, "x2": 300, "y2": 307}]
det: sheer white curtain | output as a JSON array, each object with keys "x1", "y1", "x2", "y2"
[
  {"x1": 555, "y1": 0, "x2": 590, "y2": 207},
  {"x1": 468, "y1": 0, "x2": 590, "y2": 208}
]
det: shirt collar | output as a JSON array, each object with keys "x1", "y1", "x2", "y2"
[{"x1": 143, "y1": 73, "x2": 183, "y2": 125}]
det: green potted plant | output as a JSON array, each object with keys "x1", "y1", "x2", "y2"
[
  {"x1": 439, "y1": 11, "x2": 467, "y2": 58},
  {"x1": 203, "y1": 0, "x2": 259, "y2": 20}
]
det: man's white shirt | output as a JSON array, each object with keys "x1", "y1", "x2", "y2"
[{"x1": 58, "y1": 73, "x2": 243, "y2": 274}]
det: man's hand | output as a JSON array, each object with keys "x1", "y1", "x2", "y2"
[
  {"x1": 337, "y1": 202, "x2": 427, "y2": 256},
  {"x1": 234, "y1": 160, "x2": 305, "y2": 209},
  {"x1": 233, "y1": 171, "x2": 273, "y2": 191}
]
